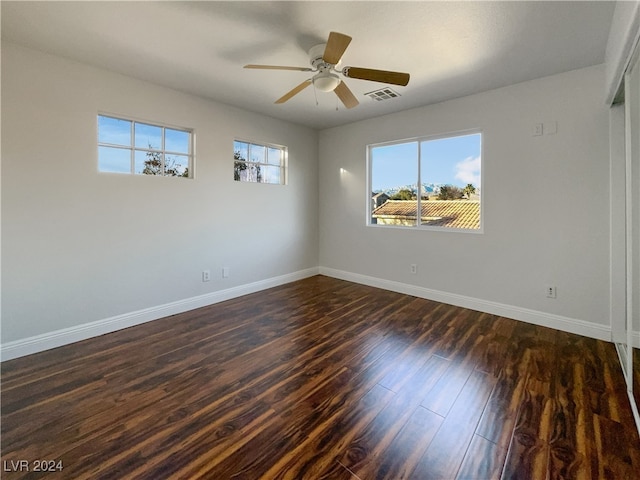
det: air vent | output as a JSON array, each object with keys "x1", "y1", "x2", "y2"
[{"x1": 365, "y1": 88, "x2": 401, "y2": 101}]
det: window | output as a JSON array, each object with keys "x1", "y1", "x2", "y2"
[
  {"x1": 233, "y1": 140, "x2": 286, "y2": 185},
  {"x1": 368, "y1": 131, "x2": 482, "y2": 231},
  {"x1": 98, "y1": 114, "x2": 193, "y2": 177}
]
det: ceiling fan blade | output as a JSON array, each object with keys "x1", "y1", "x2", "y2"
[
  {"x1": 334, "y1": 81, "x2": 359, "y2": 109},
  {"x1": 244, "y1": 64, "x2": 313, "y2": 72},
  {"x1": 275, "y1": 79, "x2": 312, "y2": 104},
  {"x1": 342, "y1": 67, "x2": 410, "y2": 86},
  {"x1": 323, "y1": 32, "x2": 352, "y2": 64}
]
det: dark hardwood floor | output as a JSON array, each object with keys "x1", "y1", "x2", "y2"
[{"x1": 2, "y1": 275, "x2": 639, "y2": 479}]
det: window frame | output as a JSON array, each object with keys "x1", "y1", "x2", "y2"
[
  {"x1": 97, "y1": 113, "x2": 195, "y2": 178},
  {"x1": 233, "y1": 138, "x2": 288, "y2": 185},
  {"x1": 366, "y1": 129, "x2": 483, "y2": 233}
]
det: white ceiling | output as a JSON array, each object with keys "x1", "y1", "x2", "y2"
[{"x1": 1, "y1": 1, "x2": 615, "y2": 130}]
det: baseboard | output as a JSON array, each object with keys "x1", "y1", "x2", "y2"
[
  {"x1": 0, "y1": 266, "x2": 623, "y2": 361},
  {"x1": 319, "y1": 267, "x2": 612, "y2": 342},
  {"x1": 1, "y1": 267, "x2": 320, "y2": 362}
]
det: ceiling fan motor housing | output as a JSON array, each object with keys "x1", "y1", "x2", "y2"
[
  {"x1": 309, "y1": 43, "x2": 339, "y2": 69},
  {"x1": 309, "y1": 44, "x2": 341, "y2": 92}
]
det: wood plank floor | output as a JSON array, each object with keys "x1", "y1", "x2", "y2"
[{"x1": 2, "y1": 275, "x2": 640, "y2": 479}]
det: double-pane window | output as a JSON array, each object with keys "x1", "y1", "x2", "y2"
[{"x1": 369, "y1": 132, "x2": 482, "y2": 231}]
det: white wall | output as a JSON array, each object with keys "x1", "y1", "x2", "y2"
[
  {"x1": 1, "y1": 43, "x2": 319, "y2": 345},
  {"x1": 319, "y1": 65, "x2": 612, "y2": 335}
]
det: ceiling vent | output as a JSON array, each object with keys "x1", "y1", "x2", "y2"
[{"x1": 365, "y1": 88, "x2": 401, "y2": 101}]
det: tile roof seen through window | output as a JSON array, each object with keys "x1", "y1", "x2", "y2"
[{"x1": 372, "y1": 200, "x2": 480, "y2": 230}]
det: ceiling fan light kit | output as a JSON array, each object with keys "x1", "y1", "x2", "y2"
[
  {"x1": 313, "y1": 72, "x2": 341, "y2": 92},
  {"x1": 244, "y1": 31, "x2": 410, "y2": 109}
]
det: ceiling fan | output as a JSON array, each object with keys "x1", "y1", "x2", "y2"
[{"x1": 244, "y1": 32, "x2": 410, "y2": 109}]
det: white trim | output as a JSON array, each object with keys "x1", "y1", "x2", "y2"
[
  {"x1": 319, "y1": 267, "x2": 612, "y2": 342},
  {"x1": 605, "y1": 2, "x2": 640, "y2": 106},
  {"x1": 615, "y1": 343, "x2": 640, "y2": 437},
  {"x1": 616, "y1": 342, "x2": 631, "y2": 385},
  {"x1": 0, "y1": 267, "x2": 319, "y2": 362},
  {"x1": 610, "y1": 104, "x2": 627, "y2": 344},
  {"x1": 624, "y1": 52, "x2": 639, "y2": 402}
]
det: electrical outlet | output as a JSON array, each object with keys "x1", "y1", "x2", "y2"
[
  {"x1": 202, "y1": 270, "x2": 211, "y2": 282},
  {"x1": 533, "y1": 123, "x2": 543, "y2": 136},
  {"x1": 222, "y1": 267, "x2": 230, "y2": 278},
  {"x1": 545, "y1": 285, "x2": 557, "y2": 298},
  {"x1": 410, "y1": 264, "x2": 417, "y2": 274}
]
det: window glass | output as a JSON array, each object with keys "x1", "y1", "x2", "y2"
[
  {"x1": 135, "y1": 123, "x2": 162, "y2": 150},
  {"x1": 420, "y1": 134, "x2": 481, "y2": 196},
  {"x1": 165, "y1": 129, "x2": 190, "y2": 154},
  {"x1": 369, "y1": 132, "x2": 481, "y2": 231},
  {"x1": 371, "y1": 142, "x2": 418, "y2": 226},
  {"x1": 98, "y1": 146, "x2": 130, "y2": 173},
  {"x1": 165, "y1": 154, "x2": 189, "y2": 177},
  {"x1": 234, "y1": 141, "x2": 249, "y2": 161},
  {"x1": 247, "y1": 163, "x2": 260, "y2": 182},
  {"x1": 250, "y1": 144, "x2": 266, "y2": 163},
  {"x1": 267, "y1": 147, "x2": 281, "y2": 166},
  {"x1": 98, "y1": 116, "x2": 131, "y2": 146},
  {"x1": 263, "y1": 165, "x2": 281, "y2": 184},
  {"x1": 135, "y1": 150, "x2": 161, "y2": 175}
]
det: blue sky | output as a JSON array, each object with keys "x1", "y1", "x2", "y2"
[{"x1": 371, "y1": 133, "x2": 481, "y2": 191}]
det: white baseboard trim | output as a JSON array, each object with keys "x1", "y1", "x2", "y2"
[
  {"x1": 319, "y1": 267, "x2": 612, "y2": 342},
  {"x1": 1, "y1": 267, "x2": 320, "y2": 362}
]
